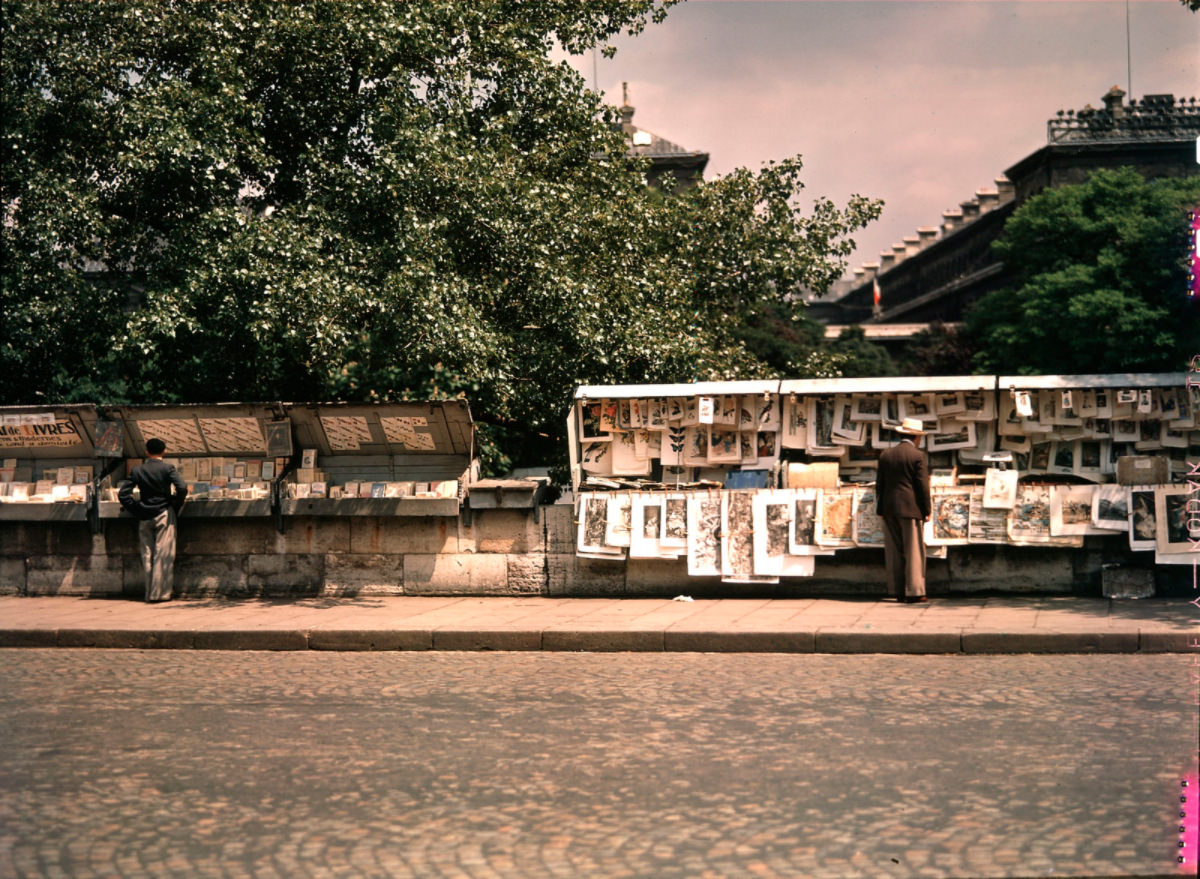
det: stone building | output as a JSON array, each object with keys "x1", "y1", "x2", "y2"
[
  {"x1": 617, "y1": 83, "x2": 709, "y2": 193},
  {"x1": 809, "y1": 88, "x2": 1200, "y2": 337}
]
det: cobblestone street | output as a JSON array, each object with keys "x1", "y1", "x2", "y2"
[{"x1": 1, "y1": 650, "x2": 1195, "y2": 878}]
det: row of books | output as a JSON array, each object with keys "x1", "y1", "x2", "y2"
[
  {"x1": 288, "y1": 480, "x2": 458, "y2": 500},
  {"x1": 0, "y1": 482, "x2": 90, "y2": 502}
]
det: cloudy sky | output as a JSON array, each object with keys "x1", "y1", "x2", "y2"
[{"x1": 567, "y1": 0, "x2": 1199, "y2": 278}]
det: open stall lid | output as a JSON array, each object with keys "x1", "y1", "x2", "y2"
[
  {"x1": 103, "y1": 403, "x2": 287, "y2": 458},
  {"x1": 283, "y1": 401, "x2": 473, "y2": 459},
  {"x1": 0, "y1": 404, "x2": 103, "y2": 459}
]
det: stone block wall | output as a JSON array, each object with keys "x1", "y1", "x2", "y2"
[{"x1": 0, "y1": 504, "x2": 1170, "y2": 598}]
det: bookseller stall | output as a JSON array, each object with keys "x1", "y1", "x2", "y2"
[
  {"x1": 566, "y1": 374, "x2": 1196, "y2": 592},
  {"x1": 0, "y1": 404, "x2": 111, "y2": 526}
]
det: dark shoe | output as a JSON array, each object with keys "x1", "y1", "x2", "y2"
[{"x1": 903, "y1": 596, "x2": 928, "y2": 604}]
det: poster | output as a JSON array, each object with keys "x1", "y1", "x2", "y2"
[{"x1": 687, "y1": 494, "x2": 723, "y2": 576}]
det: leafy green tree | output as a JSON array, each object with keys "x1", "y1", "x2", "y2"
[
  {"x1": 899, "y1": 321, "x2": 978, "y2": 376},
  {"x1": 825, "y1": 326, "x2": 896, "y2": 378},
  {"x1": 1, "y1": 1, "x2": 880, "y2": 470},
  {"x1": 967, "y1": 168, "x2": 1200, "y2": 375}
]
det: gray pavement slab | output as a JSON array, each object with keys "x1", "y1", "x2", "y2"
[{"x1": 0, "y1": 594, "x2": 1196, "y2": 653}]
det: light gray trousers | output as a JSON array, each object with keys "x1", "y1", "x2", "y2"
[
  {"x1": 138, "y1": 508, "x2": 177, "y2": 602},
  {"x1": 882, "y1": 515, "x2": 926, "y2": 598}
]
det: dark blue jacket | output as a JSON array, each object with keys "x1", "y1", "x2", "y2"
[{"x1": 118, "y1": 458, "x2": 188, "y2": 521}]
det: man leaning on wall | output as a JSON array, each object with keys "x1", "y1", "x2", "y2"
[{"x1": 118, "y1": 438, "x2": 188, "y2": 602}]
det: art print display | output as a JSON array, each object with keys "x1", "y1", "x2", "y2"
[
  {"x1": 850, "y1": 395, "x2": 883, "y2": 422},
  {"x1": 927, "y1": 421, "x2": 975, "y2": 452},
  {"x1": 782, "y1": 396, "x2": 808, "y2": 449},
  {"x1": 959, "y1": 391, "x2": 995, "y2": 421},
  {"x1": 598, "y1": 400, "x2": 620, "y2": 433},
  {"x1": 611, "y1": 431, "x2": 651, "y2": 476},
  {"x1": 1154, "y1": 485, "x2": 1199, "y2": 554},
  {"x1": 646, "y1": 398, "x2": 668, "y2": 430},
  {"x1": 808, "y1": 397, "x2": 838, "y2": 452},
  {"x1": 982, "y1": 468, "x2": 1018, "y2": 509},
  {"x1": 815, "y1": 487, "x2": 856, "y2": 548},
  {"x1": 723, "y1": 491, "x2": 775, "y2": 582},
  {"x1": 1128, "y1": 488, "x2": 1157, "y2": 550},
  {"x1": 661, "y1": 494, "x2": 689, "y2": 549},
  {"x1": 755, "y1": 430, "x2": 779, "y2": 464},
  {"x1": 1091, "y1": 485, "x2": 1129, "y2": 531},
  {"x1": 579, "y1": 401, "x2": 606, "y2": 440},
  {"x1": 929, "y1": 490, "x2": 971, "y2": 545},
  {"x1": 604, "y1": 493, "x2": 633, "y2": 547},
  {"x1": 1049, "y1": 485, "x2": 1105, "y2": 536},
  {"x1": 659, "y1": 425, "x2": 687, "y2": 466},
  {"x1": 751, "y1": 490, "x2": 817, "y2": 576},
  {"x1": 898, "y1": 394, "x2": 935, "y2": 424},
  {"x1": 738, "y1": 432, "x2": 758, "y2": 465},
  {"x1": 853, "y1": 487, "x2": 885, "y2": 548},
  {"x1": 831, "y1": 396, "x2": 867, "y2": 445},
  {"x1": 580, "y1": 440, "x2": 612, "y2": 474},
  {"x1": 578, "y1": 494, "x2": 622, "y2": 556},
  {"x1": 687, "y1": 494, "x2": 723, "y2": 576},
  {"x1": 935, "y1": 392, "x2": 966, "y2": 416},
  {"x1": 683, "y1": 425, "x2": 709, "y2": 466},
  {"x1": 630, "y1": 494, "x2": 673, "y2": 559},
  {"x1": 967, "y1": 489, "x2": 1007, "y2": 543},
  {"x1": 1076, "y1": 439, "x2": 1104, "y2": 479},
  {"x1": 1008, "y1": 484, "x2": 1052, "y2": 544},
  {"x1": 789, "y1": 490, "x2": 819, "y2": 554},
  {"x1": 707, "y1": 427, "x2": 741, "y2": 464}
]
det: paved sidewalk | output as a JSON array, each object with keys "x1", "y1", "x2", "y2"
[{"x1": 1, "y1": 593, "x2": 1197, "y2": 653}]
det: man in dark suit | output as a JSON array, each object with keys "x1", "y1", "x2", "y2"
[
  {"x1": 875, "y1": 417, "x2": 931, "y2": 602},
  {"x1": 118, "y1": 438, "x2": 188, "y2": 602}
]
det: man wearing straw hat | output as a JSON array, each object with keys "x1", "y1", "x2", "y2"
[
  {"x1": 118, "y1": 437, "x2": 188, "y2": 602},
  {"x1": 875, "y1": 417, "x2": 931, "y2": 603}
]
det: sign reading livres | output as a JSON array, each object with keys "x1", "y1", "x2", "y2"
[{"x1": 0, "y1": 417, "x2": 84, "y2": 449}]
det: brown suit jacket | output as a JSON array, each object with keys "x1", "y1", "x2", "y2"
[{"x1": 875, "y1": 439, "x2": 931, "y2": 519}]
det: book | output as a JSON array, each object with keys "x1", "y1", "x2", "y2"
[
  {"x1": 370, "y1": 482, "x2": 386, "y2": 498},
  {"x1": 260, "y1": 461, "x2": 275, "y2": 480},
  {"x1": 301, "y1": 449, "x2": 318, "y2": 469}
]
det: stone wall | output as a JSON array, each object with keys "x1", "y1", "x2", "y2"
[{"x1": 2, "y1": 504, "x2": 1181, "y2": 598}]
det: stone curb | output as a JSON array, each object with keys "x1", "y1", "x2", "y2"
[{"x1": 1, "y1": 626, "x2": 1195, "y2": 654}]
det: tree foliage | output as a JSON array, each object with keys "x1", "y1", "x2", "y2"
[
  {"x1": 1, "y1": 0, "x2": 880, "y2": 470},
  {"x1": 966, "y1": 168, "x2": 1200, "y2": 376}
]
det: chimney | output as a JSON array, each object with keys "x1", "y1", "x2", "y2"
[
  {"x1": 917, "y1": 226, "x2": 939, "y2": 248},
  {"x1": 960, "y1": 199, "x2": 980, "y2": 221},
  {"x1": 1102, "y1": 85, "x2": 1126, "y2": 118},
  {"x1": 619, "y1": 82, "x2": 635, "y2": 132},
  {"x1": 861, "y1": 262, "x2": 880, "y2": 281},
  {"x1": 976, "y1": 188, "x2": 999, "y2": 214},
  {"x1": 879, "y1": 251, "x2": 896, "y2": 272},
  {"x1": 892, "y1": 243, "x2": 908, "y2": 265},
  {"x1": 903, "y1": 235, "x2": 921, "y2": 256},
  {"x1": 995, "y1": 176, "x2": 1015, "y2": 203},
  {"x1": 942, "y1": 208, "x2": 963, "y2": 234}
]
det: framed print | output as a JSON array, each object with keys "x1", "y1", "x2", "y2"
[
  {"x1": 1049, "y1": 485, "x2": 1105, "y2": 536},
  {"x1": 1091, "y1": 485, "x2": 1129, "y2": 531},
  {"x1": 1135, "y1": 419, "x2": 1163, "y2": 451},
  {"x1": 666, "y1": 397, "x2": 687, "y2": 423},
  {"x1": 1077, "y1": 389, "x2": 1098, "y2": 418},
  {"x1": 616, "y1": 399, "x2": 634, "y2": 430},
  {"x1": 831, "y1": 395, "x2": 866, "y2": 444},
  {"x1": 998, "y1": 394, "x2": 1025, "y2": 436},
  {"x1": 646, "y1": 398, "x2": 668, "y2": 430},
  {"x1": 898, "y1": 393, "x2": 935, "y2": 425},
  {"x1": 716, "y1": 396, "x2": 739, "y2": 426},
  {"x1": 935, "y1": 392, "x2": 966, "y2": 416},
  {"x1": 927, "y1": 421, "x2": 976, "y2": 453},
  {"x1": 1127, "y1": 488, "x2": 1157, "y2": 551},
  {"x1": 597, "y1": 400, "x2": 619, "y2": 433},
  {"x1": 871, "y1": 422, "x2": 904, "y2": 449},
  {"x1": 1154, "y1": 485, "x2": 1199, "y2": 554},
  {"x1": 959, "y1": 390, "x2": 996, "y2": 422},
  {"x1": 851, "y1": 394, "x2": 883, "y2": 422},
  {"x1": 809, "y1": 397, "x2": 837, "y2": 449},
  {"x1": 1075, "y1": 439, "x2": 1105, "y2": 480},
  {"x1": 880, "y1": 394, "x2": 902, "y2": 428},
  {"x1": 789, "y1": 489, "x2": 820, "y2": 554},
  {"x1": 661, "y1": 493, "x2": 689, "y2": 549},
  {"x1": 815, "y1": 487, "x2": 856, "y2": 548},
  {"x1": 928, "y1": 489, "x2": 971, "y2": 545},
  {"x1": 1161, "y1": 423, "x2": 1189, "y2": 449},
  {"x1": 686, "y1": 494, "x2": 723, "y2": 576},
  {"x1": 1000, "y1": 433, "x2": 1032, "y2": 454},
  {"x1": 1049, "y1": 441, "x2": 1077, "y2": 476},
  {"x1": 1111, "y1": 419, "x2": 1140, "y2": 443}
]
